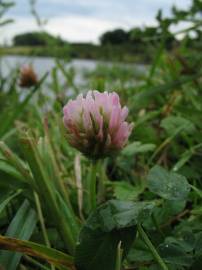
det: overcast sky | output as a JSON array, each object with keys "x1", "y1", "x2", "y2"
[{"x1": 1, "y1": 0, "x2": 191, "y2": 44}]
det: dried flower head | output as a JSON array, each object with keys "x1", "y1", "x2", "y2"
[
  {"x1": 63, "y1": 90, "x2": 133, "y2": 159},
  {"x1": 19, "y1": 65, "x2": 38, "y2": 88}
]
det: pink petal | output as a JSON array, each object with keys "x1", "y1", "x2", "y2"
[
  {"x1": 121, "y1": 106, "x2": 128, "y2": 121},
  {"x1": 109, "y1": 106, "x2": 121, "y2": 131}
]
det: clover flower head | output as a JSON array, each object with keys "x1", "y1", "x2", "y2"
[
  {"x1": 63, "y1": 90, "x2": 133, "y2": 159},
  {"x1": 19, "y1": 65, "x2": 38, "y2": 88}
]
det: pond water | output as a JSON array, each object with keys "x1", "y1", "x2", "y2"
[
  {"x1": 0, "y1": 55, "x2": 146, "y2": 75},
  {"x1": 1, "y1": 55, "x2": 99, "y2": 72},
  {"x1": 0, "y1": 55, "x2": 147, "y2": 97},
  {"x1": 0, "y1": 55, "x2": 100, "y2": 85}
]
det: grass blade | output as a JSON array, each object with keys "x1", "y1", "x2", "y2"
[
  {"x1": 0, "y1": 199, "x2": 37, "y2": 269},
  {"x1": 0, "y1": 72, "x2": 48, "y2": 138},
  {"x1": 0, "y1": 235, "x2": 75, "y2": 270},
  {"x1": 0, "y1": 189, "x2": 22, "y2": 215}
]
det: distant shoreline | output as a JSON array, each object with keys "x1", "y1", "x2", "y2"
[{"x1": 0, "y1": 45, "x2": 151, "y2": 64}]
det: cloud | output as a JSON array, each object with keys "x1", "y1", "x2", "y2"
[
  {"x1": 0, "y1": 15, "x2": 132, "y2": 44},
  {"x1": 1, "y1": 0, "x2": 191, "y2": 44},
  {"x1": 46, "y1": 16, "x2": 123, "y2": 43}
]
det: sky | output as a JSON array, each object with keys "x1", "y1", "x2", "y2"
[{"x1": 1, "y1": 0, "x2": 191, "y2": 44}]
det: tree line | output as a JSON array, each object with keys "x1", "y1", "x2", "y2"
[{"x1": 13, "y1": 0, "x2": 202, "y2": 50}]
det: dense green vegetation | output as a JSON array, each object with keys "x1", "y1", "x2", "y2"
[{"x1": 0, "y1": 0, "x2": 202, "y2": 270}]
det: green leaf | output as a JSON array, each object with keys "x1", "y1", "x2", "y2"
[
  {"x1": 0, "y1": 235, "x2": 75, "y2": 270},
  {"x1": 165, "y1": 231, "x2": 195, "y2": 253},
  {"x1": 159, "y1": 243, "x2": 193, "y2": 266},
  {"x1": 113, "y1": 182, "x2": 144, "y2": 201},
  {"x1": 147, "y1": 200, "x2": 186, "y2": 227},
  {"x1": 0, "y1": 199, "x2": 37, "y2": 269},
  {"x1": 75, "y1": 200, "x2": 154, "y2": 270},
  {"x1": 161, "y1": 116, "x2": 195, "y2": 136},
  {"x1": 147, "y1": 165, "x2": 190, "y2": 201},
  {"x1": 128, "y1": 239, "x2": 153, "y2": 263},
  {"x1": 122, "y1": 141, "x2": 156, "y2": 156}
]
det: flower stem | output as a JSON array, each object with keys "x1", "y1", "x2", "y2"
[
  {"x1": 137, "y1": 224, "x2": 169, "y2": 270},
  {"x1": 97, "y1": 159, "x2": 106, "y2": 204},
  {"x1": 89, "y1": 161, "x2": 98, "y2": 210}
]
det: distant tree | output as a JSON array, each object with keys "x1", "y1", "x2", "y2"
[
  {"x1": 13, "y1": 32, "x2": 67, "y2": 47},
  {"x1": 100, "y1": 29, "x2": 129, "y2": 45},
  {"x1": 143, "y1": 27, "x2": 160, "y2": 39},
  {"x1": 128, "y1": 27, "x2": 145, "y2": 52},
  {"x1": 129, "y1": 27, "x2": 143, "y2": 44}
]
